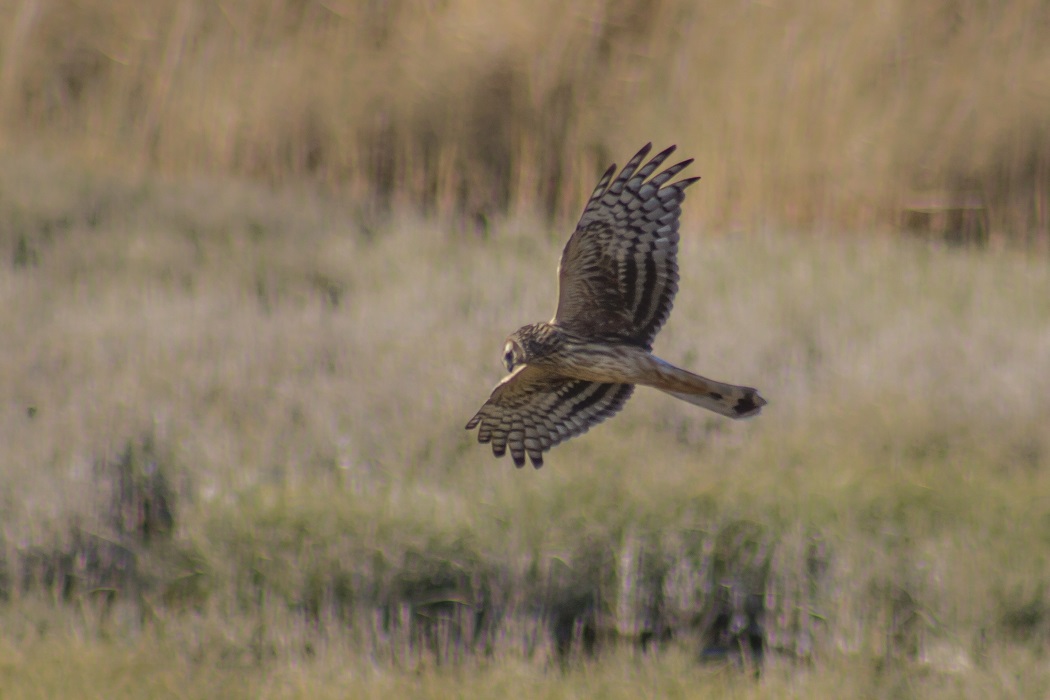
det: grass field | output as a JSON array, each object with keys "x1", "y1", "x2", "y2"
[
  {"x1": 2, "y1": 0, "x2": 1048, "y2": 238},
  {"x1": 2, "y1": 0, "x2": 1050, "y2": 696},
  {"x1": 2, "y1": 151, "x2": 1050, "y2": 697}
]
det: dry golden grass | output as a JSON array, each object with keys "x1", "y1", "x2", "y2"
[{"x1": 1, "y1": 0, "x2": 1048, "y2": 238}]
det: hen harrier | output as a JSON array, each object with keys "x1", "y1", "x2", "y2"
[{"x1": 465, "y1": 144, "x2": 765, "y2": 468}]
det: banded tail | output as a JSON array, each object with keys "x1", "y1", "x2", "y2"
[{"x1": 645, "y1": 355, "x2": 766, "y2": 419}]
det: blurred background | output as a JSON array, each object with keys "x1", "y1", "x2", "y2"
[
  {"x1": 2, "y1": 2, "x2": 1050, "y2": 697},
  {"x1": 1, "y1": 0, "x2": 1047, "y2": 240}
]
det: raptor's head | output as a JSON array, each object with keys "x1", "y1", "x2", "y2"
[
  {"x1": 503, "y1": 323, "x2": 549, "y2": 373},
  {"x1": 502, "y1": 337, "x2": 525, "y2": 373}
]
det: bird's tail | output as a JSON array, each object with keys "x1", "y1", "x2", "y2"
[{"x1": 646, "y1": 356, "x2": 766, "y2": 419}]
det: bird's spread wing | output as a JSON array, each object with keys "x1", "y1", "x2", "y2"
[
  {"x1": 554, "y1": 144, "x2": 699, "y2": 350},
  {"x1": 465, "y1": 365, "x2": 634, "y2": 468}
]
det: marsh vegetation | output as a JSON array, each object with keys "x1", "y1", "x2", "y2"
[{"x1": 2, "y1": 1, "x2": 1049, "y2": 697}]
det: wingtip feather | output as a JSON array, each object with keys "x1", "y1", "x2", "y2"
[{"x1": 651, "y1": 143, "x2": 676, "y2": 160}]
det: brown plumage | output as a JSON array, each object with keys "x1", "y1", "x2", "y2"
[{"x1": 466, "y1": 144, "x2": 766, "y2": 468}]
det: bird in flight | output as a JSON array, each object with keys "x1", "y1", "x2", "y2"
[{"x1": 465, "y1": 144, "x2": 765, "y2": 468}]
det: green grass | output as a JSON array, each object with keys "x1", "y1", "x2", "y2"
[
  {"x1": 3, "y1": 623, "x2": 1050, "y2": 699},
  {"x1": 3, "y1": 153, "x2": 1050, "y2": 696}
]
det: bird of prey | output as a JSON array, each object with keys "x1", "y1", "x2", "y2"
[{"x1": 466, "y1": 144, "x2": 765, "y2": 468}]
